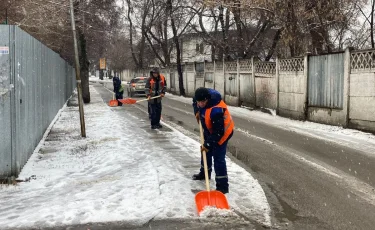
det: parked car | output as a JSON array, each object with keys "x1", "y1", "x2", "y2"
[{"x1": 127, "y1": 77, "x2": 147, "y2": 97}]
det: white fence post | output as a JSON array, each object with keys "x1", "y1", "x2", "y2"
[
  {"x1": 213, "y1": 60, "x2": 216, "y2": 90},
  {"x1": 276, "y1": 57, "x2": 280, "y2": 114},
  {"x1": 237, "y1": 58, "x2": 240, "y2": 106},
  {"x1": 251, "y1": 56, "x2": 256, "y2": 107},
  {"x1": 223, "y1": 58, "x2": 226, "y2": 102},
  {"x1": 203, "y1": 61, "x2": 206, "y2": 88},
  {"x1": 344, "y1": 47, "x2": 352, "y2": 127}
]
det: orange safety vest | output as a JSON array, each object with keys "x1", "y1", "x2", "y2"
[
  {"x1": 204, "y1": 100, "x2": 234, "y2": 145},
  {"x1": 149, "y1": 74, "x2": 166, "y2": 95}
]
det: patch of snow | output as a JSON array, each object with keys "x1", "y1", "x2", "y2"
[
  {"x1": 0, "y1": 86, "x2": 271, "y2": 229},
  {"x1": 200, "y1": 206, "x2": 236, "y2": 218},
  {"x1": 267, "y1": 108, "x2": 277, "y2": 116},
  {"x1": 89, "y1": 78, "x2": 113, "y2": 84}
]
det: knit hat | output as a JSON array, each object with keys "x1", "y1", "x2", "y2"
[
  {"x1": 194, "y1": 87, "x2": 210, "y2": 101},
  {"x1": 150, "y1": 67, "x2": 160, "y2": 74}
]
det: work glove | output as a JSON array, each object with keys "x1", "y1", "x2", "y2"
[
  {"x1": 195, "y1": 111, "x2": 200, "y2": 124},
  {"x1": 200, "y1": 145, "x2": 209, "y2": 153}
]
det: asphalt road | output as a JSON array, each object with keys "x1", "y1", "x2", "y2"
[{"x1": 95, "y1": 82, "x2": 375, "y2": 230}]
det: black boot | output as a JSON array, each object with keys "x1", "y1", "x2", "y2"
[
  {"x1": 192, "y1": 172, "x2": 211, "y2": 180},
  {"x1": 155, "y1": 124, "x2": 163, "y2": 129},
  {"x1": 216, "y1": 187, "x2": 229, "y2": 194}
]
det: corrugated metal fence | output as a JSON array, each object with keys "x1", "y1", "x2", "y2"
[
  {"x1": 308, "y1": 53, "x2": 345, "y2": 109},
  {"x1": 0, "y1": 26, "x2": 75, "y2": 178}
]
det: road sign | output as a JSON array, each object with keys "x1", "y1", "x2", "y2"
[{"x1": 99, "y1": 58, "x2": 106, "y2": 69}]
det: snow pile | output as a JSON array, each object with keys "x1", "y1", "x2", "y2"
[{"x1": 200, "y1": 206, "x2": 236, "y2": 218}]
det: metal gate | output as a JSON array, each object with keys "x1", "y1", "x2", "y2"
[
  {"x1": 225, "y1": 62, "x2": 238, "y2": 97},
  {"x1": 308, "y1": 53, "x2": 345, "y2": 108},
  {"x1": 0, "y1": 26, "x2": 12, "y2": 177},
  {"x1": 225, "y1": 73, "x2": 237, "y2": 96},
  {"x1": 0, "y1": 26, "x2": 75, "y2": 178}
]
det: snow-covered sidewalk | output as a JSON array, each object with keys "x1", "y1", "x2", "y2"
[{"x1": 0, "y1": 86, "x2": 270, "y2": 229}]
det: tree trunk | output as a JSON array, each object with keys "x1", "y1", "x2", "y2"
[
  {"x1": 233, "y1": 1, "x2": 243, "y2": 56},
  {"x1": 78, "y1": 28, "x2": 90, "y2": 103},
  {"x1": 211, "y1": 45, "x2": 216, "y2": 61},
  {"x1": 218, "y1": 6, "x2": 226, "y2": 60},
  {"x1": 243, "y1": 20, "x2": 269, "y2": 59},
  {"x1": 167, "y1": 0, "x2": 185, "y2": 96},
  {"x1": 145, "y1": 31, "x2": 166, "y2": 66},
  {"x1": 138, "y1": 34, "x2": 145, "y2": 69},
  {"x1": 99, "y1": 69, "x2": 104, "y2": 80},
  {"x1": 73, "y1": 1, "x2": 90, "y2": 103},
  {"x1": 265, "y1": 28, "x2": 282, "y2": 61},
  {"x1": 163, "y1": 17, "x2": 170, "y2": 66},
  {"x1": 126, "y1": 0, "x2": 139, "y2": 67},
  {"x1": 172, "y1": 21, "x2": 185, "y2": 96},
  {"x1": 224, "y1": 7, "x2": 230, "y2": 59}
]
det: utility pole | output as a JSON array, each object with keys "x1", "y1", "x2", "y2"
[{"x1": 69, "y1": 0, "x2": 86, "y2": 137}]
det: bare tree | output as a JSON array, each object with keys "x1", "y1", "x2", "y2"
[
  {"x1": 124, "y1": 0, "x2": 154, "y2": 70},
  {"x1": 108, "y1": 33, "x2": 136, "y2": 72},
  {"x1": 5, "y1": 0, "x2": 121, "y2": 103},
  {"x1": 143, "y1": 0, "x2": 172, "y2": 67},
  {"x1": 356, "y1": 0, "x2": 374, "y2": 48},
  {"x1": 193, "y1": 0, "x2": 364, "y2": 58}
]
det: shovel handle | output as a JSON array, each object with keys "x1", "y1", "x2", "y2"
[
  {"x1": 136, "y1": 95, "x2": 162, "y2": 103},
  {"x1": 199, "y1": 122, "x2": 210, "y2": 192}
]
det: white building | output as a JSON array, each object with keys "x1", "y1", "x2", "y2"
[{"x1": 170, "y1": 34, "x2": 212, "y2": 63}]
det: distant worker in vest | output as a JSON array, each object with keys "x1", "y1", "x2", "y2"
[
  {"x1": 192, "y1": 87, "x2": 234, "y2": 194},
  {"x1": 113, "y1": 75, "x2": 124, "y2": 106},
  {"x1": 146, "y1": 67, "x2": 166, "y2": 129}
]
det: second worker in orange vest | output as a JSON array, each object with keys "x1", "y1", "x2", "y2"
[
  {"x1": 146, "y1": 67, "x2": 166, "y2": 129},
  {"x1": 192, "y1": 87, "x2": 234, "y2": 194}
]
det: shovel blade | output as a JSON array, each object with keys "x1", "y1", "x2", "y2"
[
  {"x1": 118, "y1": 98, "x2": 137, "y2": 104},
  {"x1": 195, "y1": 190, "x2": 229, "y2": 215},
  {"x1": 109, "y1": 100, "x2": 118, "y2": 107}
]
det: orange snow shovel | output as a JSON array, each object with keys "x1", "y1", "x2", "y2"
[
  {"x1": 195, "y1": 121, "x2": 230, "y2": 215},
  {"x1": 109, "y1": 93, "x2": 118, "y2": 107},
  {"x1": 118, "y1": 95, "x2": 161, "y2": 105}
]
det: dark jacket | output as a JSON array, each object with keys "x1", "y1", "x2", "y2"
[
  {"x1": 113, "y1": 76, "x2": 123, "y2": 95},
  {"x1": 193, "y1": 88, "x2": 231, "y2": 148},
  {"x1": 145, "y1": 73, "x2": 166, "y2": 104}
]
